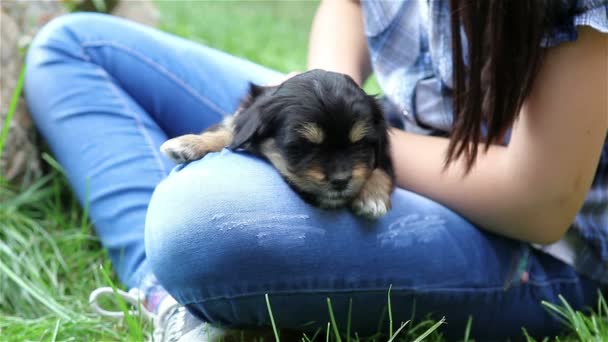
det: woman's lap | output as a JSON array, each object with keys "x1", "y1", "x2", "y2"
[
  {"x1": 24, "y1": 12, "x2": 600, "y2": 340},
  {"x1": 146, "y1": 150, "x2": 599, "y2": 339}
]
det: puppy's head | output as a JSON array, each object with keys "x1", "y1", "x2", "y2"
[{"x1": 230, "y1": 69, "x2": 391, "y2": 208}]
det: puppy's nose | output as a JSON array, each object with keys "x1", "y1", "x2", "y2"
[{"x1": 329, "y1": 174, "x2": 351, "y2": 190}]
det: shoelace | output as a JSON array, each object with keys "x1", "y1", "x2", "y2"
[
  {"x1": 89, "y1": 287, "x2": 183, "y2": 341},
  {"x1": 89, "y1": 287, "x2": 155, "y2": 321},
  {"x1": 157, "y1": 305, "x2": 190, "y2": 342}
]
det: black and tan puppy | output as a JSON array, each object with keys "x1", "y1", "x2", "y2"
[{"x1": 160, "y1": 69, "x2": 395, "y2": 218}]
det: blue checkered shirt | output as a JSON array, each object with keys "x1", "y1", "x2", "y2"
[{"x1": 361, "y1": 0, "x2": 608, "y2": 282}]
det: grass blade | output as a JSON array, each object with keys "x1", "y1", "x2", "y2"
[
  {"x1": 463, "y1": 315, "x2": 473, "y2": 342},
  {"x1": 388, "y1": 284, "x2": 393, "y2": 338},
  {"x1": 387, "y1": 321, "x2": 410, "y2": 342},
  {"x1": 0, "y1": 259, "x2": 71, "y2": 320},
  {"x1": 412, "y1": 317, "x2": 445, "y2": 342},
  {"x1": 597, "y1": 291, "x2": 608, "y2": 337},
  {"x1": 98, "y1": 265, "x2": 144, "y2": 341},
  {"x1": 598, "y1": 290, "x2": 607, "y2": 319},
  {"x1": 346, "y1": 298, "x2": 352, "y2": 342},
  {"x1": 51, "y1": 319, "x2": 60, "y2": 342},
  {"x1": 265, "y1": 294, "x2": 280, "y2": 342},
  {"x1": 541, "y1": 300, "x2": 571, "y2": 327},
  {"x1": 326, "y1": 297, "x2": 342, "y2": 342},
  {"x1": 41, "y1": 153, "x2": 66, "y2": 176},
  {"x1": 0, "y1": 64, "x2": 26, "y2": 163},
  {"x1": 521, "y1": 328, "x2": 536, "y2": 342}
]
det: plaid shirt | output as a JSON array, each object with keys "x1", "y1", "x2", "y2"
[{"x1": 361, "y1": 0, "x2": 608, "y2": 282}]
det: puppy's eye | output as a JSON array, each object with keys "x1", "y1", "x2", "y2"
[
  {"x1": 355, "y1": 137, "x2": 377, "y2": 148},
  {"x1": 286, "y1": 141, "x2": 315, "y2": 153}
]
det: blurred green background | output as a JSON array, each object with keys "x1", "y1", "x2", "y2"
[
  {"x1": 157, "y1": 1, "x2": 316, "y2": 72},
  {"x1": 154, "y1": 0, "x2": 380, "y2": 92}
]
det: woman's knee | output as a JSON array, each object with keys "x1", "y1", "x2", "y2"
[
  {"x1": 144, "y1": 151, "x2": 306, "y2": 298},
  {"x1": 25, "y1": 13, "x2": 113, "y2": 108},
  {"x1": 28, "y1": 13, "x2": 105, "y2": 56}
]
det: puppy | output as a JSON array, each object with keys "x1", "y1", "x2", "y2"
[{"x1": 160, "y1": 69, "x2": 395, "y2": 218}]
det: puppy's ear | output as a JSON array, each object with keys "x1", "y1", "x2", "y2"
[
  {"x1": 239, "y1": 83, "x2": 272, "y2": 108},
  {"x1": 369, "y1": 96, "x2": 393, "y2": 174},
  {"x1": 229, "y1": 83, "x2": 277, "y2": 149},
  {"x1": 249, "y1": 83, "x2": 269, "y2": 97},
  {"x1": 229, "y1": 107, "x2": 265, "y2": 149}
]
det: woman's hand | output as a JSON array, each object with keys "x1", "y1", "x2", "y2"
[{"x1": 390, "y1": 27, "x2": 607, "y2": 245}]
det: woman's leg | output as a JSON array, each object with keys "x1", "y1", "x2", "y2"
[
  {"x1": 146, "y1": 150, "x2": 601, "y2": 340},
  {"x1": 24, "y1": 12, "x2": 282, "y2": 289}
]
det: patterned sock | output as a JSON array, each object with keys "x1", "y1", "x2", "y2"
[{"x1": 138, "y1": 272, "x2": 171, "y2": 314}]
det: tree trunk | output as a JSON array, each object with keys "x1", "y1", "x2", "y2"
[{"x1": 1, "y1": 0, "x2": 159, "y2": 186}]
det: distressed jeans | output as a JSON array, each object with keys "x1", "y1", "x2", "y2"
[{"x1": 25, "y1": 13, "x2": 601, "y2": 340}]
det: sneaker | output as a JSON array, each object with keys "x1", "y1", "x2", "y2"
[{"x1": 89, "y1": 287, "x2": 229, "y2": 341}]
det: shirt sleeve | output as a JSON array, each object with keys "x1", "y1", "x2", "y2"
[{"x1": 542, "y1": 0, "x2": 608, "y2": 47}]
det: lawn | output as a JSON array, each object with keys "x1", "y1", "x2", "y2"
[{"x1": 0, "y1": 1, "x2": 605, "y2": 341}]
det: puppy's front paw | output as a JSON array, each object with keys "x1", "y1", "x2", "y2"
[
  {"x1": 352, "y1": 192, "x2": 390, "y2": 218},
  {"x1": 160, "y1": 134, "x2": 214, "y2": 163},
  {"x1": 351, "y1": 169, "x2": 393, "y2": 219}
]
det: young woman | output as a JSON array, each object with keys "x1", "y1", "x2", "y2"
[{"x1": 25, "y1": 0, "x2": 607, "y2": 340}]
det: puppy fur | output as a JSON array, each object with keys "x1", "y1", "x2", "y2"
[{"x1": 161, "y1": 69, "x2": 395, "y2": 218}]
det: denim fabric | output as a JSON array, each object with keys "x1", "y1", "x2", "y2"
[
  {"x1": 361, "y1": 0, "x2": 608, "y2": 283},
  {"x1": 25, "y1": 12, "x2": 603, "y2": 339},
  {"x1": 146, "y1": 149, "x2": 601, "y2": 339},
  {"x1": 25, "y1": 12, "x2": 282, "y2": 288}
]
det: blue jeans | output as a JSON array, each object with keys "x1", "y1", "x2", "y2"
[{"x1": 25, "y1": 13, "x2": 601, "y2": 340}]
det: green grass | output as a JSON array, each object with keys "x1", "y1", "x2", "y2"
[
  {"x1": 0, "y1": 64, "x2": 25, "y2": 166},
  {"x1": 1, "y1": 1, "x2": 606, "y2": 341},
  {"x1": 154, "y1": 0, "x2": 381, "y2": 94},
  {"x1": 155, "y1": 0, "x2": 316, "y2": 73},
  {"x1": 0, "y1": 158, "x2": 140, "y2": 340}
]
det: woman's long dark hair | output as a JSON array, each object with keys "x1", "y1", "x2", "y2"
[{"x1": 446, "y1": 0, "x2": 572, "y2": 171}]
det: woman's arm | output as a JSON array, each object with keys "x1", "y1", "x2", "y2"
[
  {"x1": 390, "y1": 27, "x2": 607, "y2": 244},
  {"x1": 307, "y1": 0, "x2": 371, "y2": 85}
]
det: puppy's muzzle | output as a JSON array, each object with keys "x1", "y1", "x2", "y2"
[{"x1": 329, "y1": 172, "x2": 352, "y2": 191}]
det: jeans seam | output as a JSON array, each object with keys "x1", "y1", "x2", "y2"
[
  {"x1": 94, "y1": 66, "x2": 169, "y2": 179},
  {"x1": 180, "y1": 279, "x2": 583, "y2": 305},
  {"x1": 526, "y1": 278, "x2": 580, "y2": 287},
  {"x1": 81, "y1": 40, "x2": 229, "y2": 119}
]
